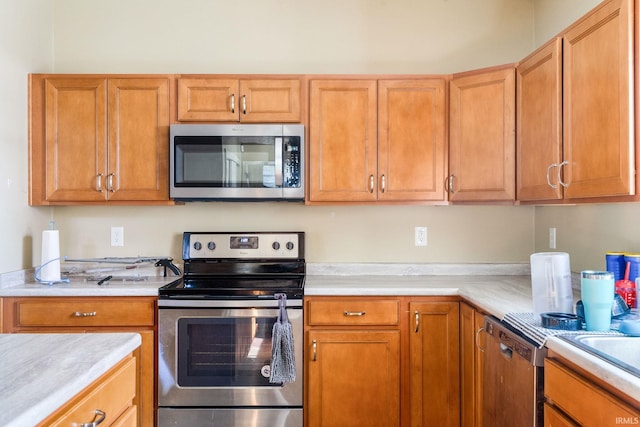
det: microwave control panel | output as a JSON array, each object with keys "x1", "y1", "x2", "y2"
[{"x1": 283, "y1": 138, "x2": 301, "y2": 188}]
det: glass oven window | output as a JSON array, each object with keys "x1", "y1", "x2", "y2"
[{"x1": 177, "y1": 316, "x2": 278, "y2": 387}]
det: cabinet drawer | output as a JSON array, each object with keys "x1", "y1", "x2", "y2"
[
  {"x1": 112, "y1": 405, "x2": 138, "y2": 427},
  {"x1": 43, "y1": 354, "x2": 136, "y2": 427},
  {"x1": 307, "y1": 299, "x2": 399, "y2": 326},
  {"x1": 545, "y1": 358, "x2": 640, "y2": 425},
  {"x1": 14, "y1": 298, "x2": 155, "y2": 328}
]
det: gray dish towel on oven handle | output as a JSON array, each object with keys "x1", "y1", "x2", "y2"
[{"x1": 270, "y1": 293, "x2": 296, "y2": 383}]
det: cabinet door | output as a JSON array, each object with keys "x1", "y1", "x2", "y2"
[
  {"x1": 409, "y1": 301, "x2": 460, "y2": 427},
  {"x1": 309, "y1": 80, "x2": 378, "y2": 202},
  {"x1": 43, "y1": 78, "x2": 108, "y2": 202},
  {"x1": 516, "y1": 38, "x2": 563, "y2": 201},
  {"x1": 449, "y1": 67, "x2": 516, "y2": 201},
  {"x1": 562, "y1": 0, "x2": 634, "y2": 199},
  {"x1": 108, "y1": 78, "x2": 170, "y2": 201},
  {"x1": 239, "y1": 79, "x2": 301, "y2": 122},
  {"x1": 177, "y1": 78, "x2": 239, "y2": 121},
  {"x1": 378, "y1": 79, "x2": 447, "y2": 201},
  {"x1": 460, "y1": 303, "x2": 485, "y2": 427},
  {"x1": 307, "y1": 330, "x2": 401, "y2": 427}
]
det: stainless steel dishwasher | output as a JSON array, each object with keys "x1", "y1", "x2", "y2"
[{"x1": 482, "y1": 316, "x2": 547, "y2": 427}]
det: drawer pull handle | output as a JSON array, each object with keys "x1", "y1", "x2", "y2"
[
  {"x1": 343, "y1": 310, "x2": 366, "y2": 317},
  {"x1": 73, "y1": 311, "x2": 97, "y2": 317},
  {"x1": 80, "y1": 409, "x2": 106, "y2": 427}
]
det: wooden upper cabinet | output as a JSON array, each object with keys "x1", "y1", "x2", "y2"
[
  {"x1": 309, "y1": 79, "x2": 378, "y2": 202},
  {"x1": 516, "y1": 38, "x2": 563, "y2": 202},
  {"x1": 29, "y1": 75, "x2": 171, "y2": 205},
  {"x1": 378, "y1": 79, "x2": 447, "y2": 202},
  {"x1": 562, "y1": 0, "x2": 634, "y2": 200},
  {"x1": 177, "y1": 77, "x2": 301, "y2": 122},
  {"x1": 449, "y1": 66, "x2": 516, "y2": 202},
  {"x1": 42, "y1": 78, "x2": 108, "y2": 202},
  {"x1": 308, "y1": 78, "x2": 447, "y2": 203},
  {"x1": 107, "y1": 78, "x2": 170, "y2": 201}
]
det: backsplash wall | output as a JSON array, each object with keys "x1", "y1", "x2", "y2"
[{"x1": 54, "y1": 204, "x2": 535, "y2": 264}]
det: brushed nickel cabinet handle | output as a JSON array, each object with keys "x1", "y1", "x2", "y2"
[
  {"x1": 558, "y1": 160, "x2": 569, "y2": 188},
  {"x1": 312, "y1": 339, "x2": 317, "y2": 361},
  {"x1": 230, "y1": 94, "x2": 235, "y2": 114},
  {"x1": 343, "y1": 310, "x2": 366, "y2": 317},
  {"x1": 380, "y1": 175, "x2": 386, "y2": 193},
  {"x1": 414, "y1": 311, "x2": 420, "y2": 333},
  {"x1": 96, "y1": 174, "x2": 103, "y2": 192},
  {"x1": 447, "y1": 175, "x2": 455, "y2": 194},
  {"x1": 475, "y1": 327, "x2": 486, "y2": 353},
  {"x1": 546, "y1": 163, "x2": 558, "y2": 189},
  {"x1": 107, "y1": 173, "x2": 115, "y2": 192},
  {"x1": 79, "y1": 409, "x2": 106, "y2": 427},
  {"x1": 242, "y1": 95, "x2": 247, "y2": 115},
  {"x1": 73, "y1": 311, "x2": 97, "y2": 317},
  {"x1": 369, "y1": 175, "x2": 375, "y2": 193}
]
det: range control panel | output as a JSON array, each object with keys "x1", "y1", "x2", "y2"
[{"x1": 183, "y1": 232, "x2": 304, "y2": 260}]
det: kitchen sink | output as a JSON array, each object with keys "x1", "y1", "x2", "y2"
[{"x1": 560, "y1": 335, "x2": 640, "y2": 377}]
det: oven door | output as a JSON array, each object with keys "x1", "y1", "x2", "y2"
[{"x1": 158, "y1": 300, "x2": 303, "y2": 408}]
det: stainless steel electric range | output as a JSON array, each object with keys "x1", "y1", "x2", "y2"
[{"x1": 157, "y1": 231, "x2": 304, "y2": 427}]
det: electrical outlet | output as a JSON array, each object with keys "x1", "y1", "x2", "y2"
[
  {"x1": 415, "y1": 227, "x2": 427, "y2": 247},
  {"x1": 111, "y1": 226, "x2": 124, "y2": 247},
  {"x1": 549, "y1": 227, "x2": 556, "y2": 249}
]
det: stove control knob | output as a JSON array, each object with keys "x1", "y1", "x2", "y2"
[
  {"x1": 272, "y1": 241, "x2": 280, "y2": 250},
  {"x1": 286, "y1": 241, "x2": 295, "y2": 250},
  {"x1": 208, "y1": 242, "x2": 216, "y2": 251},
  {"x1": 193, "y1": 241, "x2": 202, "y2": 251}
]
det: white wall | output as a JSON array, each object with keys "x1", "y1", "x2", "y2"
[
  {"x1": 0, "y1": 0, "x2": 54, "y2": 273},
  {"x1": 46, "y1": 0, "x2": 539, "y2": 265},
  {"x1": 533, "y1": 0, "x2": 601, "y2": 47},
  {"x1": 52, "y1": 0, "x2": 535, "y2": 74}
]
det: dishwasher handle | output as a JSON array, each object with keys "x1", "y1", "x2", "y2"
[
  {"x1": 499, "y1": 342, "x2": 513, "y2": 359},
  {"x1": 483, "y1": 315, "x2": 547, "y2": 367}
]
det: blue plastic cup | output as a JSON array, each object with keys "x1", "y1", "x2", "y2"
[{"x1": 581, "y1": 271, "x2": 615, "y2": 331}]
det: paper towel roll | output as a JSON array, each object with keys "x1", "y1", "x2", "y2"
[{"x1": 40, "y1": 230, "x2": 61, "y2": 282}]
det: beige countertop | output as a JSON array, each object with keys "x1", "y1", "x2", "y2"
[
  {"x1": 1, "y1": 262, "x2": 638, "y2": 404},
  {"x1": 0, "y1": 333, "x2": 141, "y2": 427},
  {"x1": 305, "y1": 274, "x2": 537, "y2": 318}
]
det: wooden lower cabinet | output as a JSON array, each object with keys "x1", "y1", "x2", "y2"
[
  {"x1": 1, "y1": 297, "x2": 156, "y2": 427},
  {"x1": 460, "y1": 302, "x2": 485, "y2": 427},
  {"x1": 307, "y1": 330, "x2": 401, "y2": 427},
  {"x1": 545, "y1": 356, "x2": 640, "y2": 426},
  {"x1": 37, "y1": 353, "x2": 137, "y2": 427},
  {"x1": 305, "y1": 296, "x2": 459, "y2": 427}
]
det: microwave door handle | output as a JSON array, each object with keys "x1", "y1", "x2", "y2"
[{"x1": 275, "y1": 137, "x2": 283, "y2": 187}]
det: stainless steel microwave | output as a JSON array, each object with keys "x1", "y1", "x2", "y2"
[{"x1": 170, "y1": 124, "x2": 304, "y2": 201}]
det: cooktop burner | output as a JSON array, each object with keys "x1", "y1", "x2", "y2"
[{"x1": 159, "y1": 232, "x2": 305, "y2": 300}]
